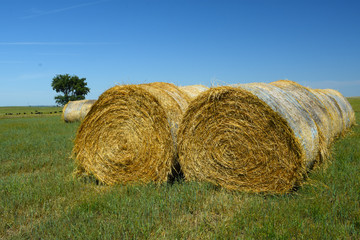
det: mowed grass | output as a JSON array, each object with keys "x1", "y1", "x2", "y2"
[{"x1": 1, "y1": 100, "x2": 359, "y2": 239}]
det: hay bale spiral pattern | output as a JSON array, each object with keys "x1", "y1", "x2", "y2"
[
  {"x1": 178, "y1": 86, "x2": 306, "y2": 193},
  {"x1": 73, "y1": 82, "x2": 190, "y2": 185}
]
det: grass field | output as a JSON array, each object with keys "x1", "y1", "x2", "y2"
[
  {"x1": 1, "y1": 99, "x2": 359, "y2": 239},
  {"x1": 0, "y1": 106, "x2": 62, "y2": 119}
]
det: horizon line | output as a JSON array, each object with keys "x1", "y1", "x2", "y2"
[{"x1": 0, "y1": 42, "x2": 120, "y2": 46}]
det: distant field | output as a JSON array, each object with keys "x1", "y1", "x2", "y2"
[
  {"x1": 0, "y1": 106, "x2": 63, "y2": 119},
  {"x1": 0, "y1": 99, "x2": 359, "y2": 239}
]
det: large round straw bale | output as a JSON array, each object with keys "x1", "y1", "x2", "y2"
[
  {"x1": 320, "y1": 89, "x2": 356, "y2": 129},
  {"x1": 270, "y1": 80, "x2": 332, "y2": 164},
  {"x1": 73, "y1": 82, "x2": 190, "y2": 185},
  {"x1": 62, "y1": 99, "x2": 96, "y2": 122},
  {"x1": 309, "y1": 89, "x2": 344, "y2": 139},
  {"x1": 178, "y1": 83, "x2": 317, "y2": 193},
  {"x1": 179, "y1": 85, "x2": 209, "y2": 99}
]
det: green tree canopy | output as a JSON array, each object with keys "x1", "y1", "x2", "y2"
[{"x1": 51, "y1": 74, "x2": 90, "y2": 106}]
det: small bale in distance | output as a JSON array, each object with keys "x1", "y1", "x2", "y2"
[{"x1": 62, "y1": 99, "x2": 96, "y2": 122}]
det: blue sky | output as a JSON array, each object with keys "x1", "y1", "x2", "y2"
[{"x1": 1, "y1": 0, "x2": 359, "y2": 106}]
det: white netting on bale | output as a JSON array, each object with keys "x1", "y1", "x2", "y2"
[
  {"x1": 178, "y1": 83, "x2": 320, "y2": 193},
  {"x1": 79, "y1": 100, "x2": 97, "y2": 120},
  {"x1": 270, "y1": 80, "x2": 332, "y2": 164},
  {"x1": 179, "y1": 85, "x2": 209, "y2": 99},
  {"x1": 62, "y1": 100, "x2": 96, "y2": 122},
  {"x1": 235, "y1": 83, "x2": 320, "y2": 170},
  {"x1": 309, "y1": 89, "x2": 344, "y2": 139},
  {"x1": 320, "y1": 89, "x2": 356, "y2": 130}
]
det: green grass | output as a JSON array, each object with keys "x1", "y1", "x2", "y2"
[
  {"x1": 348, "y1": 97, "x2": 360, "y2": 113},
  {"x1": 1, "y1": 102, "x2": 359, "y2": 239}
]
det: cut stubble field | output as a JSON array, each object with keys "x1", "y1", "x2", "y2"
[{"x1": 0, "y1": 99, "x2": 359, "y2": 239}]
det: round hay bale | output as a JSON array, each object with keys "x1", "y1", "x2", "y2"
[
  {"x1": 178, "y1": 83, "x2": 318, "y2": 193},
  {"x1": 179, "y1": 85, "x2": 209, "y2": 99},
  {"x1": 270, "y1": 80, "x2": 332, "y2": 164},
  {"x1": 237, "y1": 83, "x2": 320, "y2": 168},
  {"x1": 79, "y1": 100, "x2": 97, "y2": 120},
  {"x1": 61, "y1": 102, "x2": 69, "y2": 121},
  {"x1": 320, "y1": 89, "x2": 356, "y2": 129},
  {"x1": 309, "y1": 89, "x2": 344, "y2": 139},
  {"x1": 73, "y1": 82, "x2": 190, "y2": 185},
  {"x1": 62, "y1": 100, "x2": 96, "y2": 122}
]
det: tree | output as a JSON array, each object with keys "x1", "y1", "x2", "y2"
[{"x1": 51, "y1": 74, "x2": 90, "y2": 106}]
